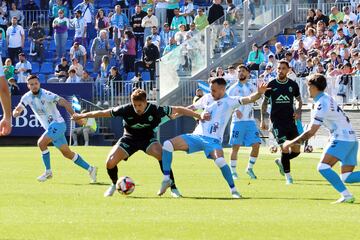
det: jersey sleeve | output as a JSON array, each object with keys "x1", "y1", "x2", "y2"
[
  {"x1": 158, "y1": 105, "x2": 172, "y2": 118},
  {"x1": 110, "y1": 105, "x2": 126, "y2": 117},
  {"x1": 44, "y1": 91, "x2": 61, "y2": 103},
  {"x1": 229, "y1": 96, "x2": 243, "y2": 109},
  {"x1": 293, "y1": 81, "x2": 301, "y2": 98},
  {"x1": 19, "y1": 94, "x2": 29, "y2": 109},
  {"x1": 192, "y1": 94, "x2": 208, "y2": 110},
  {"x1": 310, "y1": 100, "x2": 327, "y2": 126}
]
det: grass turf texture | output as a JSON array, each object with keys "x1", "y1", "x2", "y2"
[{"x1": 1, "y1": 146, "x2": 360, "y2": 240}]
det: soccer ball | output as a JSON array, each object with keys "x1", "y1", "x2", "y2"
[
  {"x1": 304, "y1": 145, "x2": 313, "y2": 153},
  {"x1": 116, "y1": 176, "x2": 135, "y2": 195},
  {"x1": 269, "y1": 145, "x2": 278, "y2": 153}
]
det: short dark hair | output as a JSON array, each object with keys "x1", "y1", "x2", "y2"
[
  {"x1": 210, "y1": 77, "x2": 227, "y2": 86},
  {"x1": 131, "y1": 89, "x2": 147, "y2": 102},
  {"x1": 308, "y1": 73, "x2": 327, "y2": 91},
  {"x1": 278, "y1": 60, "x2": 290, "y2": 68},
  {"x1": 26, "y1": 74, "x2": 39, "y2": 82},
  {"x1": 237, "y1": 64, "x2": 250, "y2": 72}
]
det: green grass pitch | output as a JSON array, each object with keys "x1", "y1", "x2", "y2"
[{"x1": 1, "y1": 146, "x2": 360, "y2": 240}]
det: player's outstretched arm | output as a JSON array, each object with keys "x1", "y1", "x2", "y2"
[
  {"x1": 283, "y1": 124, "x2": 320, "y2": 150},
  {"x1": 72, "y1": 109, "x2": 113, "y2": 120},
  {"x1": 0, "y1": 75, "x2": 11, "y2": 136},
  {"x1": 171, "y1": 106, "x2": 203, "y2": 120},
  {"x1": 12, "y1": 104, "x2": 24, "y2": 118},
  {"x1": 294, "y1": 96, "x2": 303, "y2": 119},
  {"x1": 259, "y1": 97, "x2": 268, "y2": 130},
  {"x1": 240, "y1": 82, "x2": 270, "y2": 105}
]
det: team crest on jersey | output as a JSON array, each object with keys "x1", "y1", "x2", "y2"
[
  {"x1": 41, "y1": 100, "x2": 45, "y2": 105},
  {"x1": 217, "y1": 101, "x2": 223, "y2": 106},
  {"x1": 289, "y1": 86, "x2": 293, "y2": 92},
  {"x1": 148, "y1": 115, "x2": 153, "y2": 121}
]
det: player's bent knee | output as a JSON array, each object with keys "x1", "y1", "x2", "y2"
[
  {"x1": 317, "y1": 162, "x2": 331, "y2": 172},
  {"x1": 214, "y1": 157, "x2": 227, "y2": 168},
  {"x1": 163, "y1": 140, "x2": 174, "y2": 152},
  {"x1": 341, "y1": 172, "x2": 352, "y2": 183}
]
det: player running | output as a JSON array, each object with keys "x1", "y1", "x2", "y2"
[
  {"x1": 12, "y1": 75, "x2": 97, "y2": 183},
  {"x1": 72, "y1": 89, "x2": 207, "y2": 197},
  {"x1": 0, "y1": 60, "x2": 11, "y2": 136},
  {"x1": 284, "y1": 74, "x2": 359, "y2": 204},
  {"x1": 227, "y1": 65, "x2": 261, "y2": 179},
  {"x1": 260, "y1": 60, "x2": 303, "y2": 184},
  {"x1": 158, "y1": 77, "x2": 269, "y2": 198}
]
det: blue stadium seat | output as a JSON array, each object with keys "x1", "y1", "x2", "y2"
[
  {"x1": 270, "y1": 45, "x2": 276, "y2": 54},
  {"x1": 40, "y1": 62, "x2": 54, "y2": 75},
  {"x1": 276, "y1": 35, "x2": 287, "y2": 46},
  {"x1": 32, "y1": 62, "x2": 40, "y2": 74},
  {"x1": 126, "y1": 72, "x2": 135, "y2": 81},
  {"x1": 109, "y1": 39, "x2": 115, "y2": 49},
  {"x1": 287, "y1": 35, "x2": 295, "y2": 47},
  {"x1": 38, "y1": 74, "x2": 46, "y2": 83},
  {"x1": 68, "y1": 29, "x2": 75, "y2": 39},
  {"x1": 85, "y1": 61, "x2": 93, "y2": 73},
  {"x1": 49, "y1": 40, "x2": 56, "y2": 51},
  {"x1": 96, "y1": 2, "x2": 112, "y2": 8},
  {"x1": 66, "y1": 39, "x2": 73, "y2": 51},
  {"x1": 141, "y1": 71, "x2": 151, "y2": 81},
  {"x1": 44, "y1": 51, "x2": 54, "y2": 61},
  {"x1": 24, "y1": 40, "x2": 31, "y2": 52}
]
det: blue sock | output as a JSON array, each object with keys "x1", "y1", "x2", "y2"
[
  {"x1": 220, "y1": 165, "x2": 235, "y2": 188},
  {"x1": 319, "y1": 168, "x2": 346, "y2": 193},
  {"x1": 42, "y1": 150, "x2": 51, "y2": 170},
  {"x1": 344, "y1": 171, "x2": 360, "y2": 183},
  {"x1": 162, "y1": 149, "x2": 172, "y2": 176},
  {"x1": 73, "y1": 154, "x2": 91, "y2": 171}
]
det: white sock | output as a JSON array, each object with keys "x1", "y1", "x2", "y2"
[
  {"x1": 341, "y1": 189, "x2": 352, "y2": 197},
  {"x1": 230, "y1": 186, "x2": 237, "y2": 192},
  {"x1": 163, "y1": 175, "x2": 170, "y2": 181},
  {"x1": 230, "y1": 160, "x2": 237, "y2": 170},
  {"x1": 247, "y1": 156, "x2": 257, "y2": 169},
  {"x1": 285, "y1": 173, "x2": 292, "y2": 179}
]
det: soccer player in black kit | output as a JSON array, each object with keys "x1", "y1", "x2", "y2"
[
  {"x1": 260, "y1": 60, "x2": 303, "y2": 184},
  {"x1": 72, "y1": 89, "x2": 206, "y2": 197}
]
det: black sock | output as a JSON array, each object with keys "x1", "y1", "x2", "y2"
[
  {"x1": 281, "y1": 153, "x2": 291, "y2": 173},
  {"x1": 289, "y1": 152, "x2": 300, "y2": 160},
  {"x1": 107, "y1": 166, "x2": 118, "y2": 184},
  {"x1": 158, "y1": 160, "x2": 177, "y2": 189}
]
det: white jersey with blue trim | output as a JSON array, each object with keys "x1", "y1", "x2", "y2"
[
  {"x1": 192, "y1": 93, "x2": 243, "y2": 142},
  {"x1": 227, "y1": 81, "x2": 256, "y2": 122},
  {"x1": 0, "y1": 60, "x2": 5, "y2": 77},
  {"x1": 19, "y1": 89, "x2": 65, "y2": 129},
  {"x1": 310, "y1": 92, "x2": 357, "y2": 142}
]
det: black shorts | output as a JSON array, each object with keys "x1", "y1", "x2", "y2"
[
  {"x1": 116, "y1": 135, "x2": 158, "y2": 160},
  {"x1": 272, "y1": 122, "x2": 299, "y2": 145}
]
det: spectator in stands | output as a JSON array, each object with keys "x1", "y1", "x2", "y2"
[
  {"x1": 72, "y1": 110, "x2": 97, "y2": 146},
  {"x1": 0, "y1": 2, "x2": 8, "y2": 32},
  {"x1": 53, "y1": 9, "x2": 70, "y2": 60},
  {"x1": 224, "y1": 65, "x2": 237, "y2": 85},
  {"x1": 135, "y1": 36, "x2": 160, "y2": 82},
  {"x1": 48, "y1": 0, "x2": 56, "y2": 36},
  {"x1": 259, "y1": 63, "x2": 276, "y2": 83},
  {"x1": 24, "y1": 0, "x2": 39, "y2": 28},
  {"x1": 193, "y1": 88, "x2": 203, "y2": 104},
  {"x1": 181, "y1": 0, "x2": 195, "y2": 29},
  {"x1": 69, "y1": 57, "x2": 84, "y2": 78},
  {"x1": 314, "y1": 9, "x2": 329, "y2": 26},
  {"x1": 9, "y1": 3, "x2": 24, "y2": 26},
  {"x1": 226, "y1": 0, "x2": 240, "y2": 25},
  {"x1": 285, "y1": 51, "x2": 295, "y2": 68},
  {"x1": 50, "y1": 57, "x2": 69, "y2": 82},
  {"x1": 294, "y1": 51, "x2": 307, "y2": 77},
  {"x1": 160, "y1": 22, "x2": 174, "y2": 53},
  {"x1": 321, "y1": 41, "x2": 333, "y2": 58},
  {"x1": 14, "y1": 53, "x2": 32, "y2": 83},
  {"x1": 141, "y1": 8, "x2": 158, "y2": 44},
  {"x1": 348, "y1": 25, "x2": 355, "y2": 38},
  {"x1": 293, "y1": 40, "x2": 307, "y2": 60},
  {"x1": 95, "y1": 9, "x2": 110, "y2": 35},
  {"x1": 316, "y1": 63, "x2": 325, "y2": 74},
  {"x1": 219, "y1": 20, "x2": 235, "y2": 52},
  {"x1": 108, "y1": 66, "x2": 122, "y2": 86},
  {"x1": 99, "y1": 55, "x2": 110, "y2": 81},
  {"x1": 337, "y1": 62, "x2": 353, "y2": 104},
  {"x1": 66, "y1": 68, "x2": 80, "y2": 83},
  {"x1": 329, "y1": 6, "x2": 344, "y2": 23},
  {"x1": 194, "y1": 8, "x2": 208, "y2": 31},
  {"x1": 247, "y1": 43, "x2": 264, "y2": 71},
  {"x1": 343, "y1": 6, "x2": 356, "y2": 23},
  {"x1": 162, "y1": 37, "x2": 177, "y2": 55},
  {"x1": 259, "y1": 45, "x2": 273, "y2": 69},
  {"x1": 329, "y1": 51, "x2": 340, "y2": 68},
  {"x1": 52, "y1": 0, "x2": 68, "y2": 19},
  {"x1": 291, "y1": 30, "x2": 304, "y2": 51},
  {"x1": 166, "y1": 0, "x2": 180, "y2": 25},
  {"x1": 338, "y1": 40, "x2": 351, "y2": 62},
  {"x1": 334, "y1": 28, "x2": 351, "y2": 44},
  {"x1": 187, "y1": 22, "x2": 198, "y2": 37},
  {"x1": 90, "y1": 29, "x2": 110, "y2": 73},
  {"x1": 337, "y1": 20, "x2": 349, "y2": 36},
  {"x1": 8, "y1": 77, "x2": 20, "y2": 95},
  {"x1": 171, "y1": 8, "x2": 186, "y2": 33},
  {"x1": 267, "y1": 54, "x2": 278, "y2": 70},
  {"x1": 216, "y1": 66, "x2": 225, "y2": 77},
  {"x1": 316, "y1": 20, "x2": 326, "y2": 33},
  {"x1": 70, "y1": 42, "x2": 87, "y2": 66},
  {"x1": 80, "y1": 70, "x2": 94, "y2": 83},
  {"x1": 71, "y1": 9, "x2": 87, "y2": 47},
  {"x1": 155, "y1": 0, "x2": 168, "y2": 29},
  {"x1": 111, "y1": 5, "x2": 129, "y2": 56},
  {"x1": 307, "y1": 8, "x2": 316, "y2": 26},
  {"x1": 149, "y1": 26, "x2": 161, "y2": 49},
  {"x1": 208, "y1": 0, "x2": 224, "y2": 24},
  {"x1": 131, "y1": 5, "x2": 147, "y2": 52},
  {"x1": 325, "y1": 28, "x2": 335, "y2": 45},
  {"x1": 6, "y1": 16, "x2": 24, "y2": 65},
  {"x1": 28, "y1": 21, "x2": 46, "y2": 63},
  {"x1": 274, "y1": 42, "x2": 286, "y2": 60},
  {"x1": 0, "y1": 30, "x2": 6, "y2": 61},
  {"x1": 74, "y1": 0, "x2": 96, "y2": 43},
  {"x1": 174, "y1": 24, "x2": 187, "y2": 45},
  {"x1": 303, "y1": 27, "x2": 316, "y2": 50},
  {"x1": 4, "y1": 58, "x2": 15, "y2": 81},
  {"x1": 121, "y1": 30, "x2": 136, "y2": 74}
]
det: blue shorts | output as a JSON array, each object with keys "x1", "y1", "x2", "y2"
[
  {"x1": 229, "y1": 121, "x2": 261, "y2": 147},
  {"x1": 45, "y1": 122, "x2": 67, "y2": 149},
  {"x1": 324, "y1": 140, "x2": 358, "y2": 166},
  {"x1": 180, "y1": 134, "x2": 222, "y2": 159}
]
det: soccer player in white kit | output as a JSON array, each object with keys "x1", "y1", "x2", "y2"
[
  {"x1": 158, "y1": 77, "x2": 269, "y2": 198},
  {"x1": 284, "y1": 74, "x2": 359, "y2": 203},
  {"x1": 12, "y1": 75, "x2": 97, "y2": 183},
  {"x1": 0, "y1": 60, "x2": 11, "y2": 136},
  {"x1": 227, "y1": 65, "x2": 261, "y2": 179}
]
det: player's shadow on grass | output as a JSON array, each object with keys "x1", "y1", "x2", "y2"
[
  {"x1": 55, "y1": 182, "x2": 111, "y2": 186},
  {"x1": 261, "y1": 178, "x2": 327, "y2": 182},
  {"x1": 129, "y1": 196, "x2": 238, "y2": 200}
]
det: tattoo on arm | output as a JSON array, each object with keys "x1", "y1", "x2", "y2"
[
  {"x1": 294, "y1": 131, "x2": 312, "y2": 145},
  {"x1": 260, "y1": 98, "x2": 267, "y2": 121}
]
